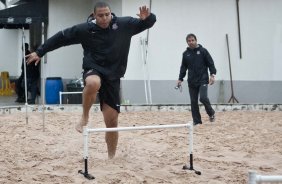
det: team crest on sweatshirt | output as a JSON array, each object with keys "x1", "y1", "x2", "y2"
[
  {"x1": 197, "y1": 51, "x2": 200, "y2": 55},
  {"x1": 112, "y1": 23, "x2": 118, "y2": 30}
]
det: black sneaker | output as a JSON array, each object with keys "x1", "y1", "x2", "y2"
[
  {"x1": 15, "y1": 97, "x2": 25, "y2": 103},
  {"x1": 193, "y1": 122, "x2": 202, "y2": 126},
  {"x1": 209, "y1": 115, "x2": 215, "y2": 122},
  {"x1": 28, "y1": 99, "x2": 35, "y2": 104}
]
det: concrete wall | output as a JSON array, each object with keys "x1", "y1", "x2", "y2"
[{"x1": 121, "y1": 80, "x2": 282, "y2": 104}]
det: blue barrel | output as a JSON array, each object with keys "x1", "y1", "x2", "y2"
[{"x1": 45, "y1": 77, "x2": 63, "y2": 104}]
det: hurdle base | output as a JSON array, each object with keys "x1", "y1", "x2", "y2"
[
  {"x1": 78, "y1": 170, "x2": 95, "y2": 180},
  {"x1": 183, "y1": 165, "x2": 201, "y2": 175}
]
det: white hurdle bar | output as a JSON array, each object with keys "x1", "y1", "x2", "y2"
[
  {"x1": 59, "y1": 91, "x2": 82, "y2": 105},
  {"x1": 78, "y1": 123, "x2": 198, "y2": 180},
  {"x1": 249, "y1": 171, "x2": 282, "y2": 184}
]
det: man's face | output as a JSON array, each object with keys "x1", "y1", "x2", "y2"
[
  {"x1": 187, "y1": 37, "x2": 197, "y2": 49},
  {"x1": 93, "y1": 7, "x2": 112, "y2": 29}
]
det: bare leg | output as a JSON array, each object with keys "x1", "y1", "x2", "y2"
[
  {"x1": 102, "y1": 103, "x2": 119, "y2": 159},
  {"x1": 75, "y1": 75, "x2": 100, "y2": 133}
]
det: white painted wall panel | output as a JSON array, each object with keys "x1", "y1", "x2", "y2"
[
  {"x1": 0, "y1": 29, "x2": 29, "y2": 77},
  {"x1": 238, "y1": 0, "x2": 282, "y2": 81},
  {"x1": 123, "y1": 0, "x2": 282, "y2": 81},
  {"x1": 124, "y1": 0, "x2": 239, "y2": 80},
  {"x1": 1, "y1": 0, "x2": 282, "y2": 81},
  {"x1": 46, "y1": 0, "x2": 92, "y2": 79}
]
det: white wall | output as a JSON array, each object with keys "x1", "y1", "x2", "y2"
[
  {"x1": 240, "y1": 0, "x2": 282, "y2": 81},
  {"x1": 46, "y1": 0, "x2": 93, "y2": 79},
  {"x1": 124, "y1": 0, "x2": 282, "y2": 81},
  {"x1": 2, "y1": 0, "x2": 281, "y2": 82},
  {"x1": 124, "y1": 0, "x2": 239, "y2": 80},
  {"x1": 0, "y1": 29, "x2": 29, "y2": 77},
  {"x1": 45, "y1": 0, "x2": 121, "y2": 79},
  {"x1": 42, "y1": 0, "x2": 282, "y2": 81},
  {"x1": 121, "y1": 0, "x2": 150, "y2": 80},
  {"x1": 45, "y1": 0, "x2": 122, "y2": 79}
]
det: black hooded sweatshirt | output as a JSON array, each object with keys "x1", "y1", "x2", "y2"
[
  {"x1": 36, "y1": 13, "x2": 156, "y2": 80},
  {"x1": 178, "y1": 44, "x2": 217, "y2": 87}
]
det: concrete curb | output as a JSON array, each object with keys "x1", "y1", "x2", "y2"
[{"x1": 1, "y1": 104, "x2": 282, "y2": 114}]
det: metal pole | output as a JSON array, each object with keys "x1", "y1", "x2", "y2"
[
  {"x1": 146, "y1": 0, "x2": 153, "y2": 104},
  {"x1": 140, "y1": 38, "x2": 149, "y2": 104},
  {"x1": 59, "y1": 91, "x2": 62, "y2": 105},
  {"x1": 41, "y1": 22, "x2": 46, "y2": 132},
  {"x1": 236, "y1": 0, "x2": 242, "y2": 58},
  {"x1": 226, "y1": 34, "x2": 239, "y2": 103},
  {"x1": 144, "y1": 41, "x2": 152, "y2": 104},
  {"x1": 22, "y1": 27, "x2": 28, "y2": 124}
]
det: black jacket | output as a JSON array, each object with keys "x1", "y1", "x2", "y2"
[
  {"x1": 36, "y1": 13, "x2": 156, "y2": 80},
  {"x1": 178, "y1": 44, "x2": 217, "y2": 87}
]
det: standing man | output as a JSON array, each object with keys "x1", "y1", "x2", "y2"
[
  {"x1": 15, "y1": 43, "x2": 40, "y2": 104},
  {"x1": 15, "y1": 43, "x2": 30, "y2": 103},
  {"x1": 26, "y1": 2, "x2": 156, "y2": 158},
  {"x1": 177, "y1": 33, "x2": 216, "y2": 126}
]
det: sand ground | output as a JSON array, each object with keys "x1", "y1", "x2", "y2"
[{"x1": 0, "y1": 110, "x2": 282, "y2": 184}]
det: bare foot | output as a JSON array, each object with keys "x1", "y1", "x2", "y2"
[
  {"x1": 108, "y1": 154, "x2": 115, "y2": 159},
  {"x1": 75, "y1": 117, "x2": 88, "y2": 133},
  {"x1": 75, "y1": 122, "x2": 84, "y2": 133}
]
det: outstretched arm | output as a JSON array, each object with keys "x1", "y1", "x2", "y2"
[{"x1": 26, "y1": 24, "x2": 81, "y2": 65}]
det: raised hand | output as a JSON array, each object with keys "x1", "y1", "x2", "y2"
[{"x1": 137, "y1": 6, "x2": 150, "y2": 20}]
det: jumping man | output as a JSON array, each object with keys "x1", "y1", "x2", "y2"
[{"x1": 26, "y1": 2, "x2": 156, "y2": 158}]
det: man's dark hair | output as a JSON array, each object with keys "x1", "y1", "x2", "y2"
[
  {"x1": 186, "y1": 33, "x2": 197, "y2": 41},
  {"x1": 94, "y1": 1, "x2": 111, "y2": 13}
]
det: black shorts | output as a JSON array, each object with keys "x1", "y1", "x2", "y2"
[{"x1": 83, "y1": 69, "x2": 121, "y2": 113}]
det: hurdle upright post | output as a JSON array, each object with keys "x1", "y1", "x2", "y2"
[
  {"x1": 78, "y1": 126, "x2": 95, "y2": 180},
  {"x1": 59, "y1": 91, "x2": 62, "y2": 105},
  {"x1": 248, "y1": 170, "x2": 257, "y2": 184},
  {"x1": 189, "y1": 122, "x2": 194, "y2": 170},
  {"x1": 182, "y1": 123, "x2": 201, "y2": 175}
]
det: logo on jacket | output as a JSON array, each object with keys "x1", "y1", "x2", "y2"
[
  {"x1": 112, "y1": 23, "x2": 118, "y2": 30},
  {"x1": 197, "y1": 51, "x2": 200, "y2": 55}
]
